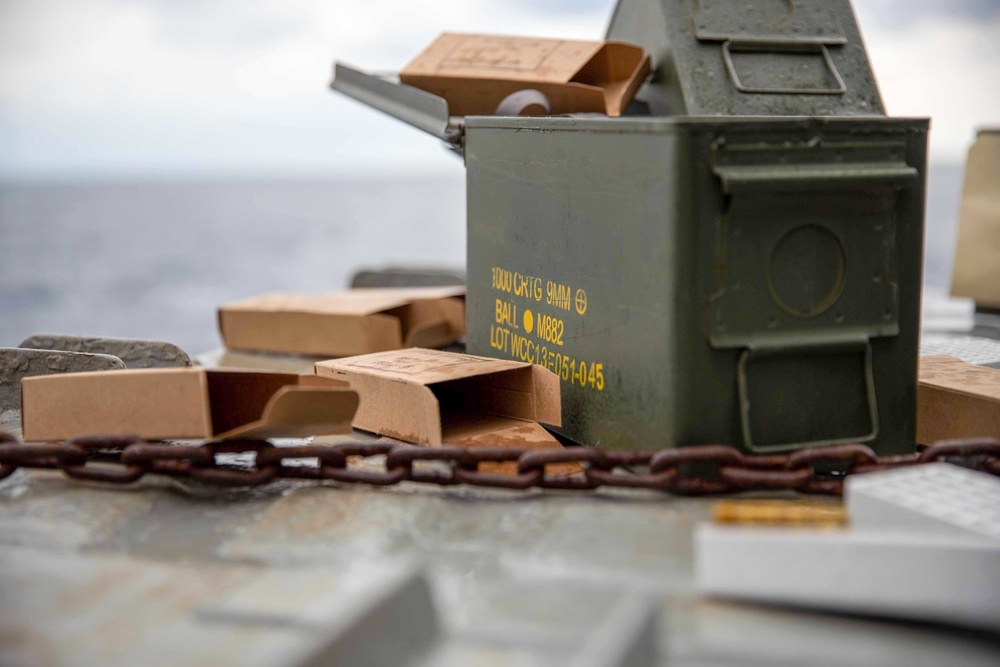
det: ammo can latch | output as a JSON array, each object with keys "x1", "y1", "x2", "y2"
[{"x1": 709, "y1": 138, "x2": 919, "y2": 451}]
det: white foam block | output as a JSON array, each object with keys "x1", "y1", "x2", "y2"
[
  {"x1": 848, "y1": 463, "x2": 1000, "y2": 541},
  {"x1": 696, "y1": 464, "x2": 1000, "y2": 631},
  {"x1": 697, "y1": 527, "x2": 1000, "y2": 631},
  {"x1": 920, "y1": 334, "x2": 1000, "y2": 366}
]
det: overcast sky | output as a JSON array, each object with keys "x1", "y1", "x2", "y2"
[{"x1": 0, "y1": 0, "x2": 997, "y2": 179}]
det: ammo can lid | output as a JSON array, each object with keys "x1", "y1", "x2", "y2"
[{"x1": 606, "y1": 0, "x2": 886, "y2": 117}]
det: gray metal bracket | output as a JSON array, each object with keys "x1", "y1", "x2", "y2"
[
  {"x1": 0, "y1": 347, "x2": 125, "y2": 413},
  {"x1": 19, "y1": 334, "x2": 191, "y2": 369},
  {"x1": 2, "y1": 335, "x2": 191, "y2": 413}
]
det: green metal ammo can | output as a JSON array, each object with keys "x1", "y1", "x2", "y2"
[{"x1": 332, "y1": 0, "x2": 928, "y2": 454}]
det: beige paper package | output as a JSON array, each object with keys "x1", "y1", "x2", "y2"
[{"x1": 951, "y1": 129, "x2": 1000, "y2": 308}]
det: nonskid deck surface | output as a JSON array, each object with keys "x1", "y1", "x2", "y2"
[{"x1": 3, "y1": 351, "x2": 1000, "y2": 666}]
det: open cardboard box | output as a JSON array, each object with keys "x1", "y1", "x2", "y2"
[
  {"x1": 218, "y1": 287, "x2": 465, "y2": 358},
  {"x1": 316, "y1": 348, "x2": 576, "y2": 474},
  {"x1": 399, "y1": 32, "x2": 650, "y2": 117},
  {"x1": 21, "y1": 368, "x2": 358, "y2": 441},
  {"x1": 917, "y1": 355, "x2": 1000, "y2": 445}
]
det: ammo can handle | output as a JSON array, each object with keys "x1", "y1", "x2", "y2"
[
  {"x1": 736, "y1": 340, "x2": 879, "y2": 453},
  {"x1": 713, "y1": 162, "x2": 919, "y2": 194},
  {"x1": 721, "y1": 41, "x2": 847, "y2": 96}
]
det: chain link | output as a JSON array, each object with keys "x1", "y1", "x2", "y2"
[{"x1": 0, "y1": 430, "x2": 998, "y2": 496}]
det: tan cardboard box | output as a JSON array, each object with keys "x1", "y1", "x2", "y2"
[
  {"x1": 951, "y1": 130, "x2": 1000, "y2": 309},
  {"x1": 399, "y1": 32, "x2": 650, "y2": 117},
  {"x1": 917, "y1": 355, "x2": 1000, "y2": 445},
  {"x1": 21, "y1": 368, "x2": 358, "y2": 441},
  {"x1": 315, "y1": 349, "x2": 573, "y2": 473},
  {"x1": 218, "y1": 287, "x2": 465, "y2": 358}
]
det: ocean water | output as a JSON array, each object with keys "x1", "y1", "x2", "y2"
[
  {"x1": 0, "y1": 164, "x2": 963, "y2": 356},
  {"x1": 0, "y1": 176, "x2": 467, "y2": 355}
]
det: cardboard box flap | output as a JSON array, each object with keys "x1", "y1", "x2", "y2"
[
  {"x1": 319, "y1": 367, "x2": 443, "y2": 443},
  {"x1": 315, "y1": 349, "x2": 562, "y2": 445},
  {"x1": 207, "y1": 372, "x2": 356, "y2": 438},
  {"x1": 399, "y1": 33, "x2": 650, "y2": 117},
  {"x1": 20, "y1": 368, "x2": 357, "y2": 442},
  {"x1": 219, "y1": 387, "x2": 358, "y2": 439},
  {"x1": 531, "y1": 365, "x2": 562, "y2": 426}
]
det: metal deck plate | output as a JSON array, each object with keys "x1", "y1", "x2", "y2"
[{"x1": 3, "y1": 393, "x2": 999, "y2": 664}]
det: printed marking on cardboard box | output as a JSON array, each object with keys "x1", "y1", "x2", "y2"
[
  {"x1": 440, "y1": 37, "x2": 560, "y2": 73},
  {"x1": 343, "y1": 351, "x2": 492, "y2": 375}
]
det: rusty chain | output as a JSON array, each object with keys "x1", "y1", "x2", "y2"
[{"x1": 0, "y1": 430, "x2": 998, "y2": 496}]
